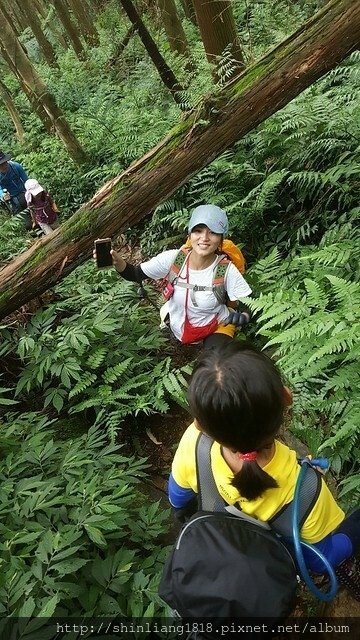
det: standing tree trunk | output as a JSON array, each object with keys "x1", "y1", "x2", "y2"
[
  {"x1": 43, "y1": 4, "x2": 69, "y2": 50},
  {"x1": 0, "y1": 80, "x2": 25, "y2": 142},
  {"x1": 157, "y1": 0, "x2": 190, "y2": 57},
  {"x1": 0, "y1": 0, "x2": 22, "y2": 36},
  {"x1": 0, "y1": 0, "x2": 358, "y2": 318},
  {"x1": 33, "y1": 0, "x2": 48, "y2": 19},
  {"x1": 0, "y1": 50, "x2": 53, "y2": 133},
  {"x1": 180, "y1": 0, "x2": 197, "y2": 26},
  {"x1": 52, "y1": 0, "x2": 86, "y2": 60},
  {"x1": 21, "y1": 0, "x2": 59, "y2": 68},
  {"x1": 118, "y1": 0, "x2": 184, "y2": 104},
  {"x1": 0, "y1": 9, "x2": 87, "y2": 164},
  {"x1": 10, "y1": 0, "x2": 28, "y2": 32},
  {"x1": 66, "y1": 0, "x2": 100, "y2": 46},
  {"x1": 193, "y1": 0, "x2": 244, "y2": 80}
]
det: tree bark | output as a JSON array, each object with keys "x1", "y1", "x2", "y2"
[
  {"x1": 0, "y1": 80, "x2": 25, "y2": 142},
  {"x1": 0, "y1": 0, "x2": 358, "y2": 319},
  {"x1": 180, "y1": 0, "x2": 197, "y2": 26},
  {"x1": 0, "y1": 8, "x2": 87, "y2": 164},
  {"x1": 66, "y1": 0, "x2": 100, "y2": 46},
  {"x1": 192, "y1": 0, "x2": 244, "y2": 79},
  {"x1": 157, "y1": 0, "x2": 191, "y2": 57},
  {"x1": 52, "y1": 0, "x2": 86, "y2": 60},
  {"x1": 0, "y1": 0, "x2": 21, "y2": 36},
  {"x1": 21, "y1": 0, "x2": 59, "y2": 68},
  {"x1": 0, "y1": 49, "x2": 53, "y2": 133},
  {"x1": 33, "y1": 0, "x2": 48, "y2": 19},
  {"x1": 43, "y1": 4, "x2": 69, "y2": 50},
  {"x1": 118, "y1": 0, "x2": 184, "y2": 104},
  {"x1": 10, "y1": 0, "x2": 28, "y2": 32}
]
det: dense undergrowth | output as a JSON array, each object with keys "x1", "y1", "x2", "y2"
[{"x1": 0, "y1": 0, "x2": 359, "y2": 620}]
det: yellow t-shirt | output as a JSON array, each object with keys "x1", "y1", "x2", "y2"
[{"x1": 171, "y1": 423, "x2": 345, "y2": 544}]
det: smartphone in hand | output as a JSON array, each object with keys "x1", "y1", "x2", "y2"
[{"x1": 94, "y1": 238, "x2": 112, "y2": 268}]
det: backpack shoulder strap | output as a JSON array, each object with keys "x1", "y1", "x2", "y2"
[
  {"x1": 167, "y1": 247, "x2": 189, "y2": 284},
  {"x1": 269, "y1": 465, "x2": 321, "y2": 537},
  {"x1": 195, "y1": 433, "x2": 226, "y2": 513},
  {"x1": 212, "y1": 256, "x2": 230, "y2": 304}
]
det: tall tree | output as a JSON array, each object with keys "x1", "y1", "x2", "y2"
[
  {"x1": 0, "y1": 50, "x2": 53, "y2": 133},
  {"x1": 10, "y1": 0, "x2": 28, "y2": 32},
  {"x1": 192, "y1": 0, "x2": 244, "y2": 79},
  {"x1": 52, "y1": 0, "x2": 86, "y2": 61},
  {"x1": 1, "y1": 0, "x2": 21, "y2": 36},
  {"x1": 66, "y1": 0, "x2": 100, "y2": 46},
  {"x1": 33, "y1": 0, "x2": 48, "y2": 19},
  {"x1": 43, "y1": 4, "x2": 69, "y2": 50},
  {"x1": 0, "y1": 8, "x2": 87, "y2": 164},
  {"x1": 21, "y1": 0, "x2": 59, "y2": 68},
  {"x1": 0, "y1": 80, "x2": 25, "y2": 142},
  {"x1": 157, "y1": 0, "x2": 190, "y2": 57},
  {"x1": 118, "y1": 0, "x2": 184, "y2": 104},
  {"x1": 0, "y1": 0, "x2": 358, "y2": 319},
  {"x1": 180, "y1": 0, "x2": 197, "y2": 26}
]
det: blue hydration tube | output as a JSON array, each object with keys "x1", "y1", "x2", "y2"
[{"x1": 292, "y1": 458, "x2": 338, "y2": 601}]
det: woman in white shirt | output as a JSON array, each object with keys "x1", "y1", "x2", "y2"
[{"x1": 111, "y1": 204, "x2": 252, "y2": 348}]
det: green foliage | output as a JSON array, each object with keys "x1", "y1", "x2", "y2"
[
  {"x1": 0, "y1": 263, "x2": 189, "y2": 443},
  {"x1": 0, "y1": 211, "x2": 29, "y2": 262},
  {"x1": 141, "y1": 52, "x2": 360, "y2": 262},
  {"x1": 1, "y1": 0, "x2": 360, "y2": 617},
  {"x1": 246, "y1": 209, "x2": 360, "y2": 505},
  {"x1": 0, "y1": 412, "x2": 169, "y2": 618}
]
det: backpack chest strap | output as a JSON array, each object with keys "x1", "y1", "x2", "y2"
[
  {"x1": 168, "y1": 252, "x2": 230, "y2": 307},
  {"x1": 174, "y1": 281, "x2": 217, "y2": 307}
]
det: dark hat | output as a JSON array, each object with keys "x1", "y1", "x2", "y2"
[{"x1": 0, "y1": 151, "x2": 11, "y2": 163}]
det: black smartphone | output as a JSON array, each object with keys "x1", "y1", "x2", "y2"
[{"x1": 94, "y1": 238, "x2": 112, "y2": 268}]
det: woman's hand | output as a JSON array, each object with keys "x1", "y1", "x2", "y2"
[
  {"x1": 110, "y1": 249, "x2": 126, "y2": 273},
  {"x1": 223, "y1": 311, "x2": 250, "y2": 327},
  {"x1": 92, "y1": 246, "x2": 126, "y2": 273}
]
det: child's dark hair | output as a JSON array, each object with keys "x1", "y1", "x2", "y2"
[{"x1": 187, "y1": 341, "x2": 285, "y2": 500}]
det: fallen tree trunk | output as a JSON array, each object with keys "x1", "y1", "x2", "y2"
[{"x1": 0, "y1": 0, "x2": 359, "y2": 320}]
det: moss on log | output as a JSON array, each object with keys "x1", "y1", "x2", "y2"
[{"x1": 0, "y1": 0, "x2": 359, "y2": 320}]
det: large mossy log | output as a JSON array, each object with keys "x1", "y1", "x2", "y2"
[{"x1": 0, "y1": 0, "x2": 359, "y2": 320}]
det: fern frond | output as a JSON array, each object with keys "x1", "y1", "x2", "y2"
[
  {"x1": 103, "y1": 358, "x2": 133, "y2": 384},
  {"x1": 86, "y1": 348, "x2": 108, "y2": 369},
  {"x1": 68, "y1": 373, "x2": 98, "y2": 399}
]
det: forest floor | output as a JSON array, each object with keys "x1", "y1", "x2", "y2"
[{"x1": 12, "y1": 242, "x2": 360, "y2": 622}]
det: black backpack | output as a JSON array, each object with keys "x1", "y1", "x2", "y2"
[{"x1": 159, "y1": 433, "x2": 320, "y2": 625}]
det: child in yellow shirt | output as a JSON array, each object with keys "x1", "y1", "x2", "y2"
[{"x1": 169, "y1": 342, "x2": 360, "y2": 597}]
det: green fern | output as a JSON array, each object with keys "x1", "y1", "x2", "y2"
[{"x1": 102, "y1": 358, "x2": 133, "y2": 384}]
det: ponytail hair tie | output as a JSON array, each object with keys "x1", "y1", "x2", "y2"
[{"x1": 239, "y1": 451, "x2": 257, "y2": 462}]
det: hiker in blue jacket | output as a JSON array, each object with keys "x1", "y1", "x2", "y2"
[{"x1": 0, "y1": 150, "x2": 28, "y2": 213}]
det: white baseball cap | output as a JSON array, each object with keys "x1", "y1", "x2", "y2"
[
  {"x1": 25, "y1": 179, "x2": 44, "y2": 197},
  {"x1": 188, "y1": 204, "x2": 229, "y2": 236}
]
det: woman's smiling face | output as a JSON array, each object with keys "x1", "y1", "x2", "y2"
[{"x1": 189, "y1": 224, "x2": 222, "y2": 257}]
